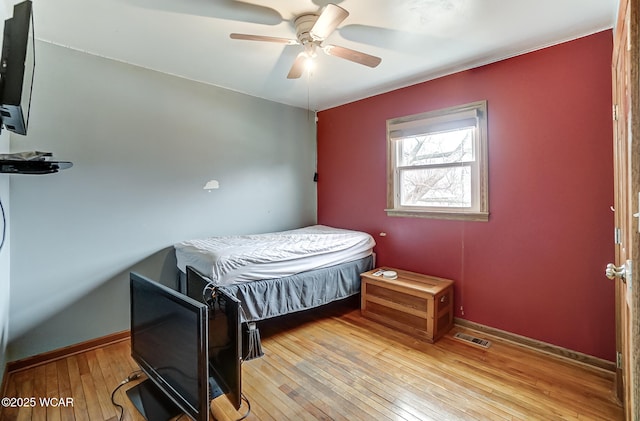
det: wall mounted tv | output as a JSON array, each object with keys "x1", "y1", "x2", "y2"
[{"x1": 0, "y1": 0, "x2": 34, "y2": 135}]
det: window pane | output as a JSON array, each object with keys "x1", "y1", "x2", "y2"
[
  {"x1": 399, "y1": 166, "x2": 471, "y2": 208},
  {"x1": 398, "y1": 127, "x2": 474, "y2": 166},
  {"x1": 386, "y1": 100, "x2": 488, "y2": 220}
]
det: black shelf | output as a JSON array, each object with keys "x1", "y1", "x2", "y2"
[{"x1": 0, "y1": 160, "x2": 73, "y2": 174}]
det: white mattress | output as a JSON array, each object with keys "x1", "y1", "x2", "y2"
[{"x1": 174, "y1": 225, "x2": 375, "y2": 286}]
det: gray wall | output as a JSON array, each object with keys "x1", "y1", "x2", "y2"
[{"x1": 7, "y1": 41, "x2": 317, "y2": 361}]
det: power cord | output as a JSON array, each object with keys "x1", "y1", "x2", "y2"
[
  {"x1": 110, "y1": 371, "x2": 142, "y2": 421},
  {"x1": 236, "y1": 394, "x2": 251, "y2": 421},
  {"x1": 202, "y1": 282, "x2": 217, "y2": 308},
  {"x1": 0, "y1": 196, "x2": 6, "y2": 253}
]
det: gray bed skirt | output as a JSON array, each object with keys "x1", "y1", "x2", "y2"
[{"x1": 180, "y1": 255, "x2": 373, "y2": 323}]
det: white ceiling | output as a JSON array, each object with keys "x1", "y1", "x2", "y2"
[{"x1": 22, "y1": 0, "x2": 619, "y2": 110}]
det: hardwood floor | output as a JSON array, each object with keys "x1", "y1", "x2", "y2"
[{"x1": 1, "y1": 299, "x2": 624, "y2": 421}]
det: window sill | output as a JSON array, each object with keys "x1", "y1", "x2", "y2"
[{"x1": 385, "y1": 209, "x2": 489, "y2": 222}]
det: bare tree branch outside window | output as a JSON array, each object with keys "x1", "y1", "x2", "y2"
[{"x1": 398, "y1": 129, "x2": 473, "y2": 207}]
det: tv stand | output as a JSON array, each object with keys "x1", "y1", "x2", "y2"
[{"x1": 126, "y1": 379, "x2": 182, "y2": 421}]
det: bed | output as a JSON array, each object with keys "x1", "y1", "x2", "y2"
[{"x1": 174, "y1": 225, "x2": 376, "y2": 322}]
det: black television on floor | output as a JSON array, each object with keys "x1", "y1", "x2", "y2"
[
  {"x1": 185, "y1": 266, "x2": 243, "y2": 410},
  {"x1": 129, "y1": 272, "x2": 211, "y2": 421}
]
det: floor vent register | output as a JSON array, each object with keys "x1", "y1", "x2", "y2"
[{"x1": 453, "y1": 332, "x2": 492, "y2": 348}]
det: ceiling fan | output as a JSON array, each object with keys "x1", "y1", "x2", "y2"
[{"x1": 230, "y1": 3, "x2": 382, "y2": 79}]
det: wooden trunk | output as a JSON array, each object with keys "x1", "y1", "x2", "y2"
[{"x1": 361, "y1": 267, "x2": 454, "y2": 343}]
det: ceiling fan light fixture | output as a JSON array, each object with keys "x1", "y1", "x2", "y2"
[
  {"x1": 304, "y1": 54, "x2": 315, "y2": 72},
  {"x1": 230, "y1": 3, "x2": 382, "y2": 79}
]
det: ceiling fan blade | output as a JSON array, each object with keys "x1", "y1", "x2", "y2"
[
  {"x1": 310, "y1": 4, "x2": 349, "y2": 41},
  {"x1": 323, "y1": 44, "x2": 382, "y2": 68},
  {"x1": 230, "y1": 33, "x2": 298, "y2": 45},
  {"x1": 287, "y1": 53, "x2": 307, "y2": 79}
]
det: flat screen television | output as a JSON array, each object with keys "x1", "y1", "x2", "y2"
[
  {"x1": 0, "y1": 0, "x2": 35, "y2": 135},
  {"x1": 129, "y1": 272, "x2": 211, "y2": 421},
  {"x1": 185, "y1": 266, "x2": 243, "y2": 410}
]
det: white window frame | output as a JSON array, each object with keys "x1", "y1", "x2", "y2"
[{"x1": 385, "y1": 100, "x2": 489, "y2": 221}]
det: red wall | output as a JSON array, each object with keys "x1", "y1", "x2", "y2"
[{"x1": 317, "y1": 31, "x2": 615, "y2": 360}]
